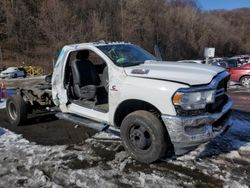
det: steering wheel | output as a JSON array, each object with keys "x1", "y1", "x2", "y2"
[
  {"x1": 108, "y1": 48, "x2": 119, "y2": 61},
  {"x1": 116, "y1": 57, "x2": 128, "y2": 64}
]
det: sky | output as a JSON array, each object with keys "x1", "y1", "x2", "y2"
[{"x1": 197, "y1": 0, "x2": 250, "y2": 10}]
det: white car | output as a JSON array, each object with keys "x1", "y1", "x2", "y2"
[
  {"x1": 177, "y1": 60, "x2": 205, "y2": 64},
  {"x1": 0, "y1": 67, "x2": 26, "y2": 79}
]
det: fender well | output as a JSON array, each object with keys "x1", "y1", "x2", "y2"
[
  {"x1": 240, "y1": 74, "x2": 250, "y2": 82},
  {"x1": 114, "y1": 99, "x2": 162, "y2": 127}
]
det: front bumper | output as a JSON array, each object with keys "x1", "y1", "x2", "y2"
[{"x1": 161, "y1": 97, "x2": 233, "y2": 155}]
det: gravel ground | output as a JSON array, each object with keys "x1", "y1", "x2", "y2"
[{"x1": 0, "y1": 78, "x2": 249, "y2": 187}]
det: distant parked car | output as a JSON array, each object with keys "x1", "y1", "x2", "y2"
[
  {"x1": 211, "y1": 61, "x2": 229, "y2": 69},
  {"x1": 213, "y1": 58, "x2": 242, "y2": 69},
  {"x1": 0, "y1": 67, "x2": 26, "y2": 79},
  {"x1": 232, "y1": 55, "x2": 250, "y2": 65},
  {"x1": 229, "y1": 63, "x2": 250, "y2": 88},
  {"x1": 210, "y1": 57, "x2": 225, "y2": 63},
  {"x1": 177, "y1": 60, "x2": 205, "y2": 64},
  {"x1": 18, "y1": 67, "x2": 27, "y2": 78},
  {"x1": 224, "y1": 58, "x2": 240, "y2": 68}
]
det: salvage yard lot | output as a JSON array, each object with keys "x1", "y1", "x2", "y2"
[{"x1": 0, "y1": 77, "x2": 250, "y2": 187}]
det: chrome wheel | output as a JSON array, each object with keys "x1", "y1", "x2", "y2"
[{"x1": 241, "y1": 76, "x2": 250, "y2": 88}]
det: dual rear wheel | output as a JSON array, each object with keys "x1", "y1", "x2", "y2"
[{"x1": 6, "y1": 94, "x2": 27, "y2": 126}]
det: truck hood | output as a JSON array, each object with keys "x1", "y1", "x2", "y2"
[{"x1": 124, "y1": 60, "x2": 225, "y2": 86}]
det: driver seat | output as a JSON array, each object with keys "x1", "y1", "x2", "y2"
[{"x1": 71, "y1": 50, "x2": 100, "y2": 100}]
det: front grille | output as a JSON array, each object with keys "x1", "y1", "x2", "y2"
[{"x1": 175, "y1": 106, "x2": 206, "y2": 116}]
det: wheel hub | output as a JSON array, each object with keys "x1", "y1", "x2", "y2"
[
  {"x1": 129, "y1": 125, "x2": 151, "y2": 150},
  {"x1": 242, "y1": 77, "x2": 250, "y2": 87}
]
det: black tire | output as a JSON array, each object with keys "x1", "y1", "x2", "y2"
[
  {"x1": 120, "y1": 110, "x2": 168, "y2": 163},
  {"x1": 240, "y1": 76, "x2": 250, "y2": 88},
  {"x1": 13, "y1": 74, "x2": 17, "y2": 78},
  {"x1": 45, "y1": 74, "x2": 52, "y2": 83},
  {"x1": 6, "y1": 94, "x2": 27, "y2": 126}
]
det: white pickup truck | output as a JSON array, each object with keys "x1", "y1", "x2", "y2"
[{"x1": 6, "y1": 42, "x2": 232, "y2": 163}]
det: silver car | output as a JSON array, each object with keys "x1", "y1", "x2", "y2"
[{"x1": 0, "y1": 67, "x2": 26, "y2": 79}]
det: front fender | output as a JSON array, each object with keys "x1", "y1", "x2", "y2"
[{"x1": 118, "y1": 77, "x2": 189, "y2": 115}]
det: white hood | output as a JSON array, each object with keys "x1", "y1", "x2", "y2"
[{"x1": 124, "y1": 61, "x2": 225, "y2": 86}]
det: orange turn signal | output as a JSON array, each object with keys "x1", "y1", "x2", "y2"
[{"x1": 173, "y1": 92, "x2": 183, "y2": 105}]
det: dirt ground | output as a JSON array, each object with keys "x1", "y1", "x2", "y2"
[{"x1": 0, "y1": 78, "x2": 250, "y2": 187}]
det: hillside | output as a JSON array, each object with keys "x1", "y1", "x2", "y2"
[{"x1": 0, "y1": 0, "x2": 249, "y2": 70}]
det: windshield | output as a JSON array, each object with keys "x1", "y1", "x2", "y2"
[
  {"x1": 226, "y1": 59, "x2": 238, "y2": 68},
  {"x1": 97, "y1": 44, "x2": 157, "y2": 67}
]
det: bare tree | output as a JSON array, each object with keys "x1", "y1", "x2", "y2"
[{"x1": 0, "y1": 0, "x2": 249, "y2": 68}]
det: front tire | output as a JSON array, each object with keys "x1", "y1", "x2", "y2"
[
  {"x1": 6, "y1": 94, "x2": 27, "y2": 126},
  {"x1": 120, "y1": 110, "x2": 168, "y2": 163},
  {"x1": 240, "y1": 76, "x2": 250, "y2": 88}
]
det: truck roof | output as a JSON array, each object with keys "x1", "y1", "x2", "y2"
[
  {"x1": 55, "y1": 41, "x2": 132, "y2": 67},
  {"x1": 64, "y1": 41, "x2": 131, "y2": 50}
]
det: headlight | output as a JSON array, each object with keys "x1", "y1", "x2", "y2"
[{"x1": 173, "y1": 90, "x2": 216, "y2": 110}]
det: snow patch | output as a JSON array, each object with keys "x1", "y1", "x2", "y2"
[
  {"x1": 223, "y1": 181, "x2": 249, "y2": 188},
  {"x1": 0, "y1": 111, "x2": 250, "y2": 187},
  {"x1": 170, "y1": 114, "x2": 250, "y2": 187},
  {"x1": 0, "y1": 128, "x2": 183, "y2": 187},
  {"x1": 92, "y1": 132, "x2": 120, "y2": 140}
]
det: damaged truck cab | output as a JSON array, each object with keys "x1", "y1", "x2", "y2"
[
  {"x1": 51, "y1": 42, "x2": 232, "y2": 163},
  {"x1": 5, "y1": 42, "x2": 232, "y2": 163}
]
